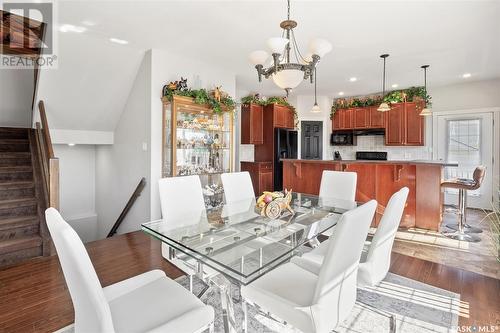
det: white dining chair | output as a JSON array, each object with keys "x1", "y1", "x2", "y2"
[
  {"x1": 241, "y1": 200, "x2": 377, "y2": 333},
  {"x1": 221, "y1": 171, "x2": 255, "y2": 203},
  {"x1": 158, "y1": 175, "x2": 214, "y2": 293},
  {"x1": 292, "y1": 187, "x2": 409, "y2": 287},
  {"x1": 45, "y1": 208, "x2": 214, "y2": 333}
]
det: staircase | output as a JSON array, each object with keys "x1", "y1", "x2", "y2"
[{"x1": 0, "y1": 127, "x2": 45, "y2": 267}]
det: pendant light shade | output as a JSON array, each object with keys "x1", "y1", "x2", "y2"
[
  {"x1": 377, "y1": 102, "x2": 391, "y2": 112},
  {"x1": 267, "y1": 37, "x2": 289, "y2": 54},
  {"x1": 272, "y1": 69, "x2": 304, "y2": 90},
  {"x1": 311, "y1": 68, "x2": 321, "y2": 113},
  {"x1": 308, "y1": 38, "x2": 333, "y2": 58},
  {"x1": 378, "y1": 54, "x2": 390, "y2": 112},
  {"x1": 419, "y1": 65, "x2": 432, "y2": 116}
]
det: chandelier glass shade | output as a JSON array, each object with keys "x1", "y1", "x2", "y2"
[
  {"x1": 249, "y1": 0, "x2": 331, "y2": 94},
  {"x1": 377, "y1": 102, "x2": 391, "y2": 112},
  {"x1": 272, "y1": 69, "x2": 304, "y2": 90}
]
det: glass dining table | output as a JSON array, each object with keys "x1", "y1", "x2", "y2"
[{"x1": 141, "y1": 192, "x2": 357, "y2": 332}]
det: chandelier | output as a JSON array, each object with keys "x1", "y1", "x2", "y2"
[{"x1": 249, "y1": 0, "x2": 332, "y2": 96}]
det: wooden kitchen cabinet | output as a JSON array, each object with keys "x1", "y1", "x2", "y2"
[
  {"x1": 342, "y1": 109, "x2": 354, "y2": 129},
  {"x1": 332, "y1": 110, "x2": 343, "y2": 130},
  {"x1": 241, "y1": 161, "x2": 273, "y2": 196},
  {"x1": 405, "y1": 102, "x2": 425, "y2": 145},
  {"x1": 241, "y1": 103, "x2": 263, "y2": 145},
  {"x1": 385, "y1": 103, "x2": 405, "y2": 145},
  {"x1": 353, "y1": 107, "x2": 369, "y2": 128},
  {"x1": 385, "y1": 102, "x2": 424, "y2": 146},
  {"x1": 271, "y1": 104, "x2": 294, "y2": 129},
  {"x1": 369, "y1": 106, "x2": 385, "y2": 128}
]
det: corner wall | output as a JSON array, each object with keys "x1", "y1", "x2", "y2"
[{"x1": 95, "y1": 51, "x2": 152, "y2": 238}]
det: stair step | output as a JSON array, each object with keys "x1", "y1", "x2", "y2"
[
  {"x1": 0, "y1": 127, "x2": 29, "y2": 140},
  {"x1": 0, "y1": 152, "x2": 32, "y2": 167},
  {"x1": 0, "y1": 235, "x2": 42, "y2": 267},
  {"x1": 0, "y1": 235, "x2": 42, "y2": 254},
  {"x1": 0, "y1": 139, "x2": 30, "y2": 152},
  {"x1": 0, "y1": 198, "x2": 37, "y2": 218},
  {"x1": 0, "y1": 166, "x2": 33, "y2": 182},
  {"x1": 0, "y1": 181, "x2": 35, "y2": 200},
  {"x1": 0, "y1": 216, "x2": 39, "y2": 240}
]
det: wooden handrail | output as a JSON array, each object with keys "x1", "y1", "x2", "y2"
[
  {"x1": 107, "y1": 178, "x2": 147, "y2": 238},
  {"x1": 35, "y1": 100, "x2": 59, "y2": 210}
]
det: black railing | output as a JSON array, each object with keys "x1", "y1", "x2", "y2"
[{"x1": 107, "y1": 177, "x2": 147, "y2": 237}]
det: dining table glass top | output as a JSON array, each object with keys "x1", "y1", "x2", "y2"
[{"x1": 141, "y1": 192, "x2": 357, "y2": 285}]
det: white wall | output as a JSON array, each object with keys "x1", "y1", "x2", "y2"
[
  {"x1": 95, "y1": 51, "x2": 152, "y2": 238},
  {"x1": 149, "y1": 49, "x2": 236, "y2": 221},
  {"x1": 0, "y1": 65, "x2": 34, "y2": 127},
  {"x1": 54, "y1": 144, "x2": 97, "y2": 243}
]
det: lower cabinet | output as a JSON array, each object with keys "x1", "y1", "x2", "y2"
[{"x1": 240, "y1": 162, "x2": 273, "y2": 196}]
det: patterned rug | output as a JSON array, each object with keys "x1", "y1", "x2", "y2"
[
  {"x1": 55, "y1": 273, "x2": 460, "y2": 333},
  {"x1": 178, "y1": 272, "x2": 460, "y2": 333}
]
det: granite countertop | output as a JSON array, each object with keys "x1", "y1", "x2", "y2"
[{"x1": 281, "y1": 158, "x2": 458, "y2": 167}]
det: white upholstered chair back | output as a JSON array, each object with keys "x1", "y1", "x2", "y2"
[
  {"x1": 221, "y1": 171, "x2": 255, "y2": 204},
  {"x1": 319, "y1": 170, "x2": 357, "y2": 201},
  {"x1": 46, "y1": 208, "x2": 114, "y2": 333},
  {"x1": 158, "y1": 175, "x2": 206, "y2": 224},
  {"x1": 359, "y1": 187, "x2": 409, "y2": 286},
  {"x1": 310, "y1": 200, "x2": 376, "y2": 332}
]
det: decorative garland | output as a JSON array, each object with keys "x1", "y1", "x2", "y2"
[
  {"x1": 162, "y1": 77, "x2": 235, "y2": 114},
  {"x1": 330, "y1": 86, "x2": 432, "y2": 119},
  {"x1": 241, "y1": 94, "x2": 298, "y2": 125}
]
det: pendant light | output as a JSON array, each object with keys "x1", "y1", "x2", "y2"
[
  {"x1": 311, "y1": 68, "x2": 321, "y2": 113},
  {"x1": 377, "y1": 54, "x2": 391, "y2": 112},
  {"x1": 419, "y1": 65, "x2": 432, "y2": 116}
]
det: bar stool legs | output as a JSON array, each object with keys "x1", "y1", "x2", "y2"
[
  {"x1": 445, "y1": 189, "x2": 482, "y2": 233},
  {"x1": 443, "y1": 189, "x2": 481, "y2": 242}
]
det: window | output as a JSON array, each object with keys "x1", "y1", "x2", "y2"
[{"x1": 445, "y1": 119, "x2": 482, "y2": 195}]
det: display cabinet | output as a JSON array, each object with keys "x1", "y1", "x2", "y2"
[{"x1": 162, "y1": 95, "x2": 234, "y2": 206}]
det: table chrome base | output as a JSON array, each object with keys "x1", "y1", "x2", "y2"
[
  {"x1": 443, "y1": 231, "x2": 481, "y2": 242},
  {"x1": 445, "y1": 223, "x2": 482, "y2": 233}
]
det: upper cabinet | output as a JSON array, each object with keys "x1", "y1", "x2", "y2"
[
  {"x1": 332, "y1": 102, "x2": 424, "y2": 146},
  {"x1": 385, "y1": 102, "x2": 424, "y2": 146},
  {"x1": 241, "y1": 103, "x2": 263, "y2": 145},
  {"x1": 271, "y1": 104, "x2": 294, "y2": 129}
]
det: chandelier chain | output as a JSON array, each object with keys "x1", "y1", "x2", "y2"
[{"x1": 287, "y1": 0, "x2": 290, "y2": 20}]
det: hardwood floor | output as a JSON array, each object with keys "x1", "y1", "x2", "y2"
[{"x1": 0, "y1": 231, "x2": 498, "y2": 333}]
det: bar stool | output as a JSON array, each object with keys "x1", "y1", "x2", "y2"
[{"x1": 441, "y1": 166, "x2": 486, "y2": 242}]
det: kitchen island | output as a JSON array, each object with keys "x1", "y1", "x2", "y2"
[{"x1": 282, "y1": 159, "x2": 458, "y2": 231}]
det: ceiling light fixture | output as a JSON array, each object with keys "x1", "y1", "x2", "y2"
[
  {"x1": 311, "y1": 68, "x2": 321, "y2": 113},
  {"x1": 109, "y1": 38, "x2": 129, "y2": 45},
  {"x1": 462, "y1": 73, "x2": 471, "y2": 78},
  {"x1": 377, "y1": 54, "x2": 391, "y2": 112},
  {"x1": 338, "y1": 91, "x2": 344, "y2": 96},
  {"x1": 349, "y1": 77, "x2": 357, "y2": 82},
  {"x1": 419, "y1": 65, "x2": 432, "y2": 116},
  {"x1": 391, "y1": 84, "x2": 399, "y2": 88},
  {"x1": 249, "y1": 0, "x2": 332, "y2": 96},
  {"x1": 59, "y1": 24, "x2": 86, "y2": 33}
]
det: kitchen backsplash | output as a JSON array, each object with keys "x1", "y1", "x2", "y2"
[{"x1": 329, "y1": 135, "x2": 432, "y2": 160}]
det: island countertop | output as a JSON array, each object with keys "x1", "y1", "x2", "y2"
[
  {"x1": 281, "y1": 158, "x2": 458, "y2": 167},
  {"x1": 282, "y1": 158, "x2": 448, "y2": 231}
]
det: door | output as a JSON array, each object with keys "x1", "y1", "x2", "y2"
[
  {"x1": 435, "y1": 113, "x2": 494, "y2": 208},
  {"x1": 301, "y1": 121, "x2": 323, "y2": 160}
]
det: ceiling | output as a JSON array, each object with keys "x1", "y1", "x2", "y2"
[{"x1": 55, "y1": 0, "x2": 500, "y2": 98}]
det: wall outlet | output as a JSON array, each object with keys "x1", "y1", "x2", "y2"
[{"x1": 142, "y1": 142, "x2": 148, "y2": 151}]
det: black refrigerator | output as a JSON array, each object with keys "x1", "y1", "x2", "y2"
[{"x1": 274, "y1": 128, "x2": 298, "y2": 191}]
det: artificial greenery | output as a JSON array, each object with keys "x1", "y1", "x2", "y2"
[
  {"x1": 163, "y1": 87, "x2": 235, "y2": 114},
  {"x1": 330, "y1": 86, "x2": 431, "y2": 119},
  {"x1": 241, "y1": 94, "x2": 298, "y2": 126}
]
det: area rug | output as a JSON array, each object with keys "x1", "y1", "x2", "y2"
[
  {"x1": 54, "y1": 273, "x2": 460, "y2": 333},
  {"x1": 177, "y1": 272, "x2": 460, "y2": 333}
]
